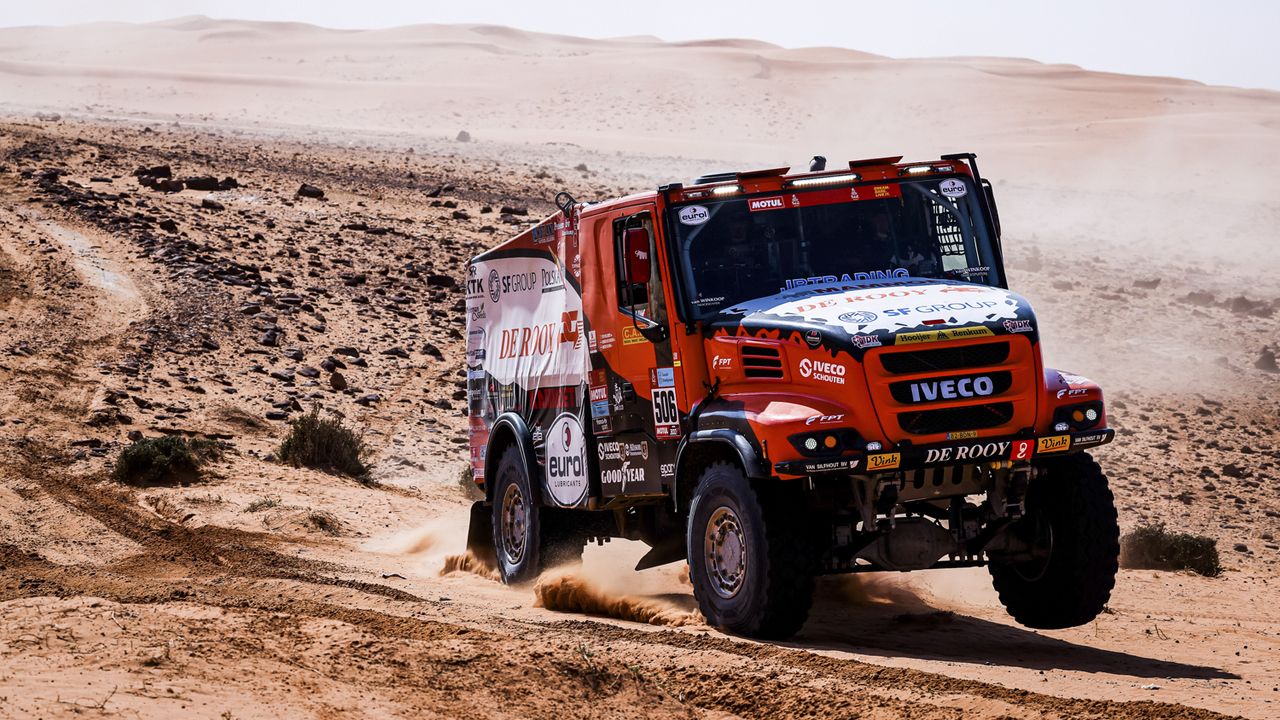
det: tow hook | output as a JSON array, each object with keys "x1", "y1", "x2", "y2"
[{"x1": 1005, "y1": 466, "x2": 1032, "y2": 518}]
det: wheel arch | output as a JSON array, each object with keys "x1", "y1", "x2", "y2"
[
  {"x1": 672, "y1": 429, "x2": 770, "y2": 514},
  {"x1": 484, "y1": 412, "x2": 540, "y2": 504}
]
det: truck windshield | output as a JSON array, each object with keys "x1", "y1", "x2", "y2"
[{"x1": 668, "y1": 176, "x2": 1002, "y2": 320}]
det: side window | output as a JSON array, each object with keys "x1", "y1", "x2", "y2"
[{"x1": 613, "y1": 213, "x2": 667, "y2": 326}]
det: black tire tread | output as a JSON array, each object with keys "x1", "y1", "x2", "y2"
[
  {"x1": 690, "y1": 462, "x2": 814, "y2": 640},
  {"x1": 990, "y1": 452, "x2": 1119, "y2": 629}
]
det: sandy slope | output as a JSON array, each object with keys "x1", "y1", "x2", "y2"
[{"x1": 0, "y1": 17, "x2": 1277, "y2": 720}]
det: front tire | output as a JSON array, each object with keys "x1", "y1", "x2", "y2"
[
  {"x1": 989, "y1": 452, "x2": 1119, "y2": 629},
  {"x1": 687, "y1": 462, "x2": 813, "y2": 639}
]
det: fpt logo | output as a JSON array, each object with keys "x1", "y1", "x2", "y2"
[{"x1": 487, "y1": 269, "x2": 501, "y2": 303}]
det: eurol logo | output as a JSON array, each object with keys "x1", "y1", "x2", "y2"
[{"x1": 748, "y1": 196, "x2": 785, "y2": 212}]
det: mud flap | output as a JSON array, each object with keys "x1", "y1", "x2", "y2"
[
  {"x1": 635, "y1": 534, "x2": 685, "y2": 571},
  {"x1": 466, "y1": 501, "x2": 496, "y2": 565}
]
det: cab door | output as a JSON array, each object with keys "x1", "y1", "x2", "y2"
[{"x1": 582, "y1": 207, "x2": 682, "y2": 500}]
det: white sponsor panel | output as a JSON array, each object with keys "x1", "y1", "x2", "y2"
[
  {"x1": 545, "y1": 413, "x2": 589, "y2": 506},
  {"x1": 467, "y1": 256, "x2": 587, "y2": 389},
  {"x1": 733, "y1": 281, "x2": 1022, "y2": 336}
]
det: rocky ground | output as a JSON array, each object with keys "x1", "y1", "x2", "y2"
[{"x1": 0, "y1": 116, "x2": 1276, "y2": 719}]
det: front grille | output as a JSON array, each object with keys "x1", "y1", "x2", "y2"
[
  {"x1": 888, "y1": 371, "x2": 1013, "y2": 404},
  {"x1": 880, "y1": 341, "x2": 1009, "y2": 375},
  {"x1": 898, "y1": 402, "x2": 1014, "y2": 435},
  {"x1": 741, "y1": 345, "x2": 783, "y2": 379}
]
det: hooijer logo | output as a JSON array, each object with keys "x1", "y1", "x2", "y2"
[{"x1": 678, "y1": 205, "x2": 710, "y2": 225}]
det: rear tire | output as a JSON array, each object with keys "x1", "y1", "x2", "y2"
[
  {"x1": 989, "y1": 452, "x2": 1119, "y2": 629},
  {"x1": 687, "y1": 462, "x2": 813, "y2": 639},
  {"x1": 489, "y1": 445, "x2": 584, "y2": 584}
]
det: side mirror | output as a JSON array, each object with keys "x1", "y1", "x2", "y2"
[{"x1": 624, "y1": 228, "x2": 652, "y2": 285}]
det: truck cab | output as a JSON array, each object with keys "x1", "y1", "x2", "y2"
[{"x1": 465, "y1": 153, "x2": 1119, "y2": 639}]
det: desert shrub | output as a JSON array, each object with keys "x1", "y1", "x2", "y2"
[
  {"x1": 113, "y1": 435, "x2": 222, "y2": 485},
  {"x1": 1120, "y1": 522, "x2": 1222, "y2": 577},
  {"x1": 277, "y1": 407, "x2": 370, "y2": 478}
]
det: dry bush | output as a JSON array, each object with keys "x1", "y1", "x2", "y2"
[
  {"x1": 1120, "y1": 522, "x2": 1222, "y2": 577},
  {"x1": 113, "y1": 435, "x2": 222, "y2": 485},
  {"x1": 277, "y1": 407, "x2": 370, "y2": 478}
]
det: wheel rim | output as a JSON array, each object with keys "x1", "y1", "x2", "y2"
[
  {"x1": 704, "y1": 505, "x2": 747, "y2": 599},
  {"x1": 499, "y1": 482, "x2": 527, "y2": 566}
]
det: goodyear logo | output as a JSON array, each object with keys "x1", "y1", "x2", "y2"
[
  {"x1": 1037, "y1": 435, "x2": 1070, "y2": 453},
  {"x1": 895, "y1": 326, "x2": 994, "y2": 345},
  {"x1": 867, "y1": 453, "x2": 901, "y2": 471}
]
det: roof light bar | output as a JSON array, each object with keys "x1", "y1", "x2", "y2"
[
  {"x1": 902, "y1": 165, "x2": 934, "y2": 175},
  {"x1": 786, "y1": 172, "x2": 860, "y2": 189},
  {"x1": 711, "y1": 184, "x2": 741, "y2": 196}
]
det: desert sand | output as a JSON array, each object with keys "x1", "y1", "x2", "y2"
[{"x1": 0, "y1": 17, "x2": 1276, "y2": 719}]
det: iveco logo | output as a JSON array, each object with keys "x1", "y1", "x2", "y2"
[{"x1": 909, "y1": 375, "x2": 995, "y2": 403}]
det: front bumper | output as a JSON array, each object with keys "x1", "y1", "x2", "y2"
[{"x1": 773, "y1": 428, "x2": 1114, "y2": 477}]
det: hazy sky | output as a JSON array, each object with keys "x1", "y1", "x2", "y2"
[{"x1": 6, "y1": 0, "x2": 1279, "y2": 90}]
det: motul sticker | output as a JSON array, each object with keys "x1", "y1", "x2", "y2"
[
  {"x1": 867, "y1": 453, "x2": 901, "y2": 471},
  {"x1": 748, "y1": 196, "x2": 785, "y2": 212},
  {"x1": 651, "y1": 387, "x2": 681, "y2": 439}
]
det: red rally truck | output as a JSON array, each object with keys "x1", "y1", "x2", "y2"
[{"x1": 464, "y1": 153, "x2": 1119, "y2": 639}]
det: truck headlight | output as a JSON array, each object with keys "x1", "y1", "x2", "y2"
[{"x1": 1053, "y1": 401, "x2": 1103, "y2": 431}]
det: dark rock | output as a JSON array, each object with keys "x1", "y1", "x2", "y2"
[
  {"x1": 284, "y1": 347, "x2": 305, "y2": 361},
  {"x1": 451, "y1": 209, "x2": 470, "y2": 220},
  {"x1": 297, "y1": 366, "x2": 320, "y2": 379},
  {"x1": 201, "y1": 337, "x2": 220, "y2": 351},
  {"x1": 151, "y1": 178, "x2": 185, "y2": 193},
  {"x1": 266, "y1": 410, "x2": 289, "y2": 421},
  {"x1": 270, "y1": 369, "x2": 295, "y2": 382},
  {"x1": 201, "y1": 198, "x2": 225, "y2": 211},
  {"x1": 158, "y1": 218, "x2": 178, "y2": 233},
  {"x1": 423, "y1": 343, "x2": 443, "y2": 360},
  {"x1": 1257, "y1": 347, "x2": 1278, "y2": 373},
  {"x1": 456, "y1": 130, "x2": 471, "y2": 143},
  {"x1": 296, "y1": 183, "x2": 325, "y2": 199},
  {"x1": 135, "y1": 165, "x2": 172, "y2": 179},
  {"x1": 355, "y1": 393, "x2": 381, "y2": 406},
  {"x1": 329, "y1": 372, "x2": 347, "y2": 391},
  {"x1": 184, "y1": 176, "x2": 221, "y2": 191},
  {"x1": 333, "y1": 346, "x2": 360, "y2": 358},
  {"x1": 500, "y1": 205, "x2": 528, "y2": 216},
  {"x1": 219, "y1": 177, "x2": 239, "y2": 190},
  {"x1": 258, "y1": 331, "x2": 280, "y2": 347},
  {"x1": 381, "y1": 347, "x2": 410, "y2": 359}
]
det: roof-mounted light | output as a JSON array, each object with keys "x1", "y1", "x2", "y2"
[
  {"x1": 785, "y1": 172, "x2": 860, "y2": 189},
  {"x1": 711, "y1": 184, "x2": 741, "y2": 196},
  {"x1": 901, "y1": 165, "x2": 934, "y2": 176}
]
